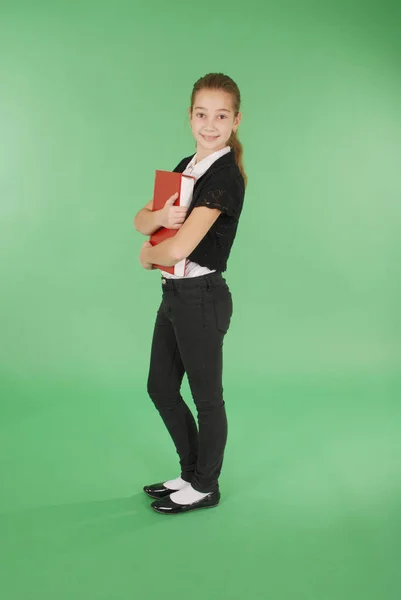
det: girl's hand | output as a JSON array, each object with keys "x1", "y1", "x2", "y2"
[
  {"x1": 139, "y1": 241, "x2": 155, "y2": 270},
  {"x1": 160, "y1": 193, "x2": 188, "y2": 229}
]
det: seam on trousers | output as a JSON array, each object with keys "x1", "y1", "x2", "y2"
[
  {"x1": 201, "y1": 287, "x2": 205, "y2": 382},
  {"x1": 168, "y1": 333, "x2": 180, "y2": 391}
]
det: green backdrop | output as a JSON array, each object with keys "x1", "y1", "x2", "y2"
[{"x1": 1, "y1": 1, "x2": 400, "y2": 599}]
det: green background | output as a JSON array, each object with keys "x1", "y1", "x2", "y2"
[{"x1": 1, "y1": 1, "x2": 400, "y2": 599}]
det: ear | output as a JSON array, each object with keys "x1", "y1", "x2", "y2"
[
  {"x1": 188, "y1": 107, "x2": 192, "y2": 119},
  {"x1": 234, "y1": 111, "x2": 242, "y2": 128}
]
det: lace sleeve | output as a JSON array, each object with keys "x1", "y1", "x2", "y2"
[{"x1": 195, "y1": 186, "x2": 243, "y2": 219}]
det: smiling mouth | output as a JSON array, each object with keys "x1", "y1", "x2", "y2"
[{"x1": 201, "y1": 134, "x2": 220, "y2": 140}]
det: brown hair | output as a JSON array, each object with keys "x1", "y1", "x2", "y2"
[{"x1": 190, "y1": 73, "x2": 247, "y2": 187}]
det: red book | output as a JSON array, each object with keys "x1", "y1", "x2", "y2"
[{"x1": 150, "y1": 170, "x2": 195, "y2": 276}]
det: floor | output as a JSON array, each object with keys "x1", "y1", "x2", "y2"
[{"x1": 1, "y1": 373, "x2": 400, "y2": 600}]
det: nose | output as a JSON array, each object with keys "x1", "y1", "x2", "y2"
[{"x1": 204, "y1": 118, "x2": 217, "y2": 131}]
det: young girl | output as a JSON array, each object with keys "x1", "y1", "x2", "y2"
[{"x1": 134, "y1": 73, "x2": 247, "y2": 514}]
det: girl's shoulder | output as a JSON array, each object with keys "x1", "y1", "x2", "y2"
[
  {"x1": 172, "y1": 155, "x2": 195, "y2": 173},
  {"x1": 199, "y1": 156, "x2": 244, "y2": 192},
  {"x1": 173, "y1": 150, "x2": 244, "y2": 193}
]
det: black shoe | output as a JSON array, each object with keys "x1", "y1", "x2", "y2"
[
  {"x1": 151, "y1": 490, "x2": 220, "y2": 514},
  {"x1": 143, "y1": 482, "x2": 184, "y2": 499}
]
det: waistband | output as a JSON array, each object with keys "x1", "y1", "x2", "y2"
[{"x1": 161, "y1": 271, "x2": 225, "y2": 291}]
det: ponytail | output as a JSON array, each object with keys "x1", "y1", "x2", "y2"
[{"x1": 228, "y1": 130, "x2": 247, "y2": 188}]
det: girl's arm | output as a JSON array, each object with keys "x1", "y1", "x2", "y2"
[
  {"x1": 133, "y1": 200, "x2": 164, "y2": 236},
  {"x1": 143, "y1": 206, "x2": 221, "y2": 267},
  {"x1": 145, "y1": 237, "x2": 182, "y2": 267},
  {"x1": 134, "y1": 193, "x2": 185, "y2": 236}
]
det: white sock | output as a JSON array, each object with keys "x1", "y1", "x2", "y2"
[
  {"x1": 163, "y1": 476, "x2": 191, "y2": 491},
  {"x1": 170, "y1": 484, "x2": 210, "y2": 505}
]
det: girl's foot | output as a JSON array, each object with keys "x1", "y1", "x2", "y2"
[
  {"x1": 169, "y1": 484, "x2": 210, "y2": 505},
  {"x1": 143, "y1": 477, "x2": 190, "y2": 499}
]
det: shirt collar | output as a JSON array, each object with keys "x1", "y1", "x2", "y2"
[{"x1": 186, "y1": 146, "x2": 231, "y2": 179}]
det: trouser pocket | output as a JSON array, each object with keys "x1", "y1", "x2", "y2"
[{"x1": 212, "y1": 286, "x2": 233, "y2": 334}]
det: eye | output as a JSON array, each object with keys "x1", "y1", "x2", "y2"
[
  {"x1": 218, "y1": 114, "x2": 227, "y2": 119},
  {"x1": 196, "y1": 113, "x2": 205, "y2": 118}
]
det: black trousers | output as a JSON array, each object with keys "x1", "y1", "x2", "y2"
[{"x1": 146, "y1": 271, "x2": 233, "y2": 493}]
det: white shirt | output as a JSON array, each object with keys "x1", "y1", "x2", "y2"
[{"x1": 161, "y1": 146, "x2": 231, "y2": 279}]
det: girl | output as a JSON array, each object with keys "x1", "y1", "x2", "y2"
[{"x1": 134, "y1": 73, "x2": 246, "y2": 514}]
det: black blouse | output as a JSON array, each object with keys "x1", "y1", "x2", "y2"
[{"x1": 173, "y1": 150, "x2": 245, "y2": 273}]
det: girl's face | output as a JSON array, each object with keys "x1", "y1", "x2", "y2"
[{"x1": 189, "y1": 89, "x2": 241, "y2": 160}]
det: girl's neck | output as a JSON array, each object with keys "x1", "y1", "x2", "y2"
[{"x1": 195, "y1": 145, "x2": 227, "y2": 164}]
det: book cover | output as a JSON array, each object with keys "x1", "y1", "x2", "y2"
[{"x1": 149, "y1": 170, "x2": 195, "y2": 276}]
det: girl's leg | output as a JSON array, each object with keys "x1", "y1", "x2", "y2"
[
  {"x1": 171, "y1": 280, "x2": 233, "y2": 494},
  {"x1": 146, "y1": 299, "x2": 199, "y2": 483}
]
